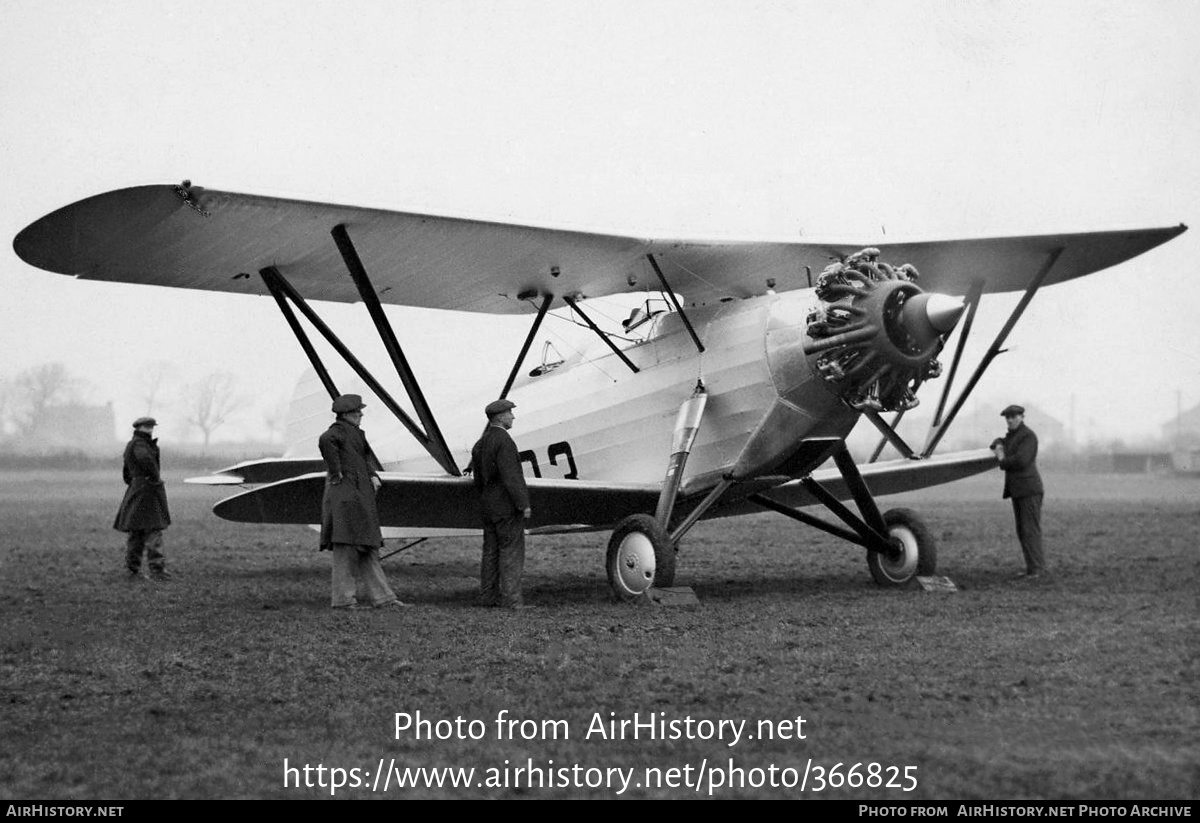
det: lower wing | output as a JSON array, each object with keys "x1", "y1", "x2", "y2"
[
  {"x1": 185, "y1": 457, "x2": 328, "y2": 486},
  {"x1": 213, "y1": 473, "x2": 660, "y2": 534},
  {"x1": 712, "y1": 448, "x2": 998, "y2": 518},
  {"x1": 211, "y1": 448, "x2": 995, "y2": 535}
]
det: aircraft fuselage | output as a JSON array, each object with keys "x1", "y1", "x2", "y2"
[{"x1": 392, "y1": 289, "x2": 860, "y2": 491}]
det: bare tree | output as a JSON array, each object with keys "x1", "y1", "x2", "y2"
[
  {"x1": 138, "y1": 360, "x2": 175, "y2": 417},
  {"x1": 10, "y1": 363, "x2": 79, "y2": 435},
  {"x1": 184, "y1": 372, "x2": 243, "y2": 450}
]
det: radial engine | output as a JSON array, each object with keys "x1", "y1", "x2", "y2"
[{"x1": 804, "y1": 248, "x2": 965, "y2": 412}]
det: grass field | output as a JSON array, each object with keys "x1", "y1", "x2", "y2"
[{"x1": 1, "y1": 468, "x2": 1197, "y2": 799}]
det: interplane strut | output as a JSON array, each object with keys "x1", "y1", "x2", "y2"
[
  {"x1": 257, "y1": 226, "x2": 464, "y2": 476},
  {"x1": 332, "y1": 224, "x2": 459, "y2": 475},
  {"x1": 929, "y1": 279, "x2": 986, "y2": 431},
  {"x1": 921, "y1": 248, "x2": 1063, "y2": 457}
]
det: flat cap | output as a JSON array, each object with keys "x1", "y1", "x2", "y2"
[
  {"x1": 484, "y1": 398, "x2": 516, "y2": 417},
  {"x1": 1000, "y1": 404, "x2": 1025, "y2": 417},
  {"x1": 132, "y1": 416, "x2": 157, "y2": 428},
  {"x1": 331, "y1": 394, "x2": 366, "y2": 413}
]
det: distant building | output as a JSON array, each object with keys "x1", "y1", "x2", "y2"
[
  {"x1": 938, "y1": 402, "x2": 1067, "y2": 452},
  {"x1": 1109, "y1": 451, "x2": 1172, "y2": 474},
  {"x1": 23, "y1": 402, "x2": 118, "y2": 452},
  {"x1": 1170, "y1": 448, "x2": 1200, "y2": 475},
  {"x1": 1161, "y1": 402, "x2": 1200, "y2": 447},
  {"x1": 848, "y1": 399, "x2": 1068, "y2": 460}
]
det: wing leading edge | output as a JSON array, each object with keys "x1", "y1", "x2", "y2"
[{"x1": 14, "y1": 184, "x2": 1186, "y2": 314}]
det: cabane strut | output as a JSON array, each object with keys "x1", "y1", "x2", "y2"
[
  {"x1": 500, "y1": 292, "x2": 554, "y2": 398},
  {"x1": 563, "y1": 295, "x2": 640, "y2": 374},
  {"x1": 646, "y1": 254, "x2": 706, "y2": 354}
]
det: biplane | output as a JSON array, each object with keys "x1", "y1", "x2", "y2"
[{"x1": 12, "y1": 182, "x2": 1186, "y2": 598}]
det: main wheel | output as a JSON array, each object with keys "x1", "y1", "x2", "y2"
[
  {"x1": 866, "y1": 508, "x2": 937, "y2": 586},
  {"x1": 605, "y1": 514, "x2": 676, "y2": 600}
]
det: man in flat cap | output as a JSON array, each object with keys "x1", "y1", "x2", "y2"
[
  {"x1": 991, "y1": 404, "x2": 1046, "y2": 578},
  {"x1": 470, "y1": 398, "x2": 532, "y2": 608},
  {"x1": 319, "y1": 394, "x2": 409, "y2": 609},
  {"x1": 113, "y1": 417, "x2": 171, "y2": 581}
]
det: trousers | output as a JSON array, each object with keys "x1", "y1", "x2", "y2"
[
  {"x1": 481, "y1": 515, "x2": 525, "y2": 607},
  {"x1": 125, "y1": 529, "x2": 165, "y2": 573},
  {"x1": 330, "y1": 544, "x2": 397, "y2": 607},
  {"x1": 1012, "y1": 494, "x2": 1045, "y2": 574}
]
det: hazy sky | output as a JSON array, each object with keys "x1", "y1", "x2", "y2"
[{"x1": 2, "y1": 0, "x2": 1197, "y2": 447}]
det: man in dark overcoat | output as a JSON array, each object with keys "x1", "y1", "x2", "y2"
[
  {"x1": 991, "y1": 404, "x2": 1046, "y2": 578},
  {"x1": 470, "y1": 398, "x2": 532, "y2": 608},
  {"x1": 113, "y1": 416, "x2": 171, "y2": 580},
  {"x1": 319, "y1": 394, "x2": 408, "y2": 609}
]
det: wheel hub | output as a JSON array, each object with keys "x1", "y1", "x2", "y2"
[
  {"x1": 615, "y1": 532, "x2": 656, "y2": 595},
  {"x1": 877, "y1": 525, "x2": 919, "y2": 581}
]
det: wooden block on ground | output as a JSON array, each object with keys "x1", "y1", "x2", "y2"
[{"x1": 640, "y1": 586, "x2": 700, "y2": 606}]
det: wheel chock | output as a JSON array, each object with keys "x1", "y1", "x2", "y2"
[
  {"x1": 639, "y1": 586, "x2": 700, "y2": 607},
  {"x1": 916, "y1": 575, "x2": 958, "y2": 592}
]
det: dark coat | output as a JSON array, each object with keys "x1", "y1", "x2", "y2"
[
  {"x1": 318, "y1": 419, "x2": 383, "y2": 549},
  {"x1": 471, "y1": 425, "x2": 530, "y2": 523},
  {"x1": 113, "y1": 431, "x2": 171, "y2": 532},
  {"x1": 998, "y1": 423, "x2": 1044, "y2": 499}
]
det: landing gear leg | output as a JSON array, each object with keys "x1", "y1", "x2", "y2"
[
  {"x1": 605, "y1": 383, "x2": 706, "y2": 600},
  {"x1": 752, "y1": 442, "x2": 937, "y2": 588}
]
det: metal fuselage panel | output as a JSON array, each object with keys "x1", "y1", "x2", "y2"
[{"x1": 389, "y1": 289, "x2": 858, "y2": 489}]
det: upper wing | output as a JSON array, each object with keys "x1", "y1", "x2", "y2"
[
  {"x1": 13, "y1": 184, "x2": 1186, "y2": 314},
  {"x1": 848, "y1": 229, "x2": 1188, "y2": 294}
]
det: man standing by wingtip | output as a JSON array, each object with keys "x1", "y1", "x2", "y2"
[
  {"x1": 991, "y1": 404, "x2": 1046, "y2": 579},
  {"x1": 471, "y1": 398, "x2": 532, "y2": 609},
  {"x1": 114, "y1": 416, "x2": 171, "y2": 581}
]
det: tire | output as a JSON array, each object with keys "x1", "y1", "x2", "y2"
[
  {"x1": 605, "y1": 514, "x2": 676, "y2": 599},
  {"x1": 866, "y1": 508, "x2": 937, "y2": 587}
]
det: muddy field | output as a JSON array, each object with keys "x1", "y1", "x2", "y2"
[{"x1": 1, "y1": 468, "x2": 1196, "y2": 799}]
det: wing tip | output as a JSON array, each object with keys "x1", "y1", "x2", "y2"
[
  {"x1": 13, "y1": 184, "x2": 178, "y2": 276},
  {"x1": 12, "y1": 220, "x2": 69, "y2": 274},
  {"x1": 184, "y1": 474, "x2": 245, "y2": 486}
]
